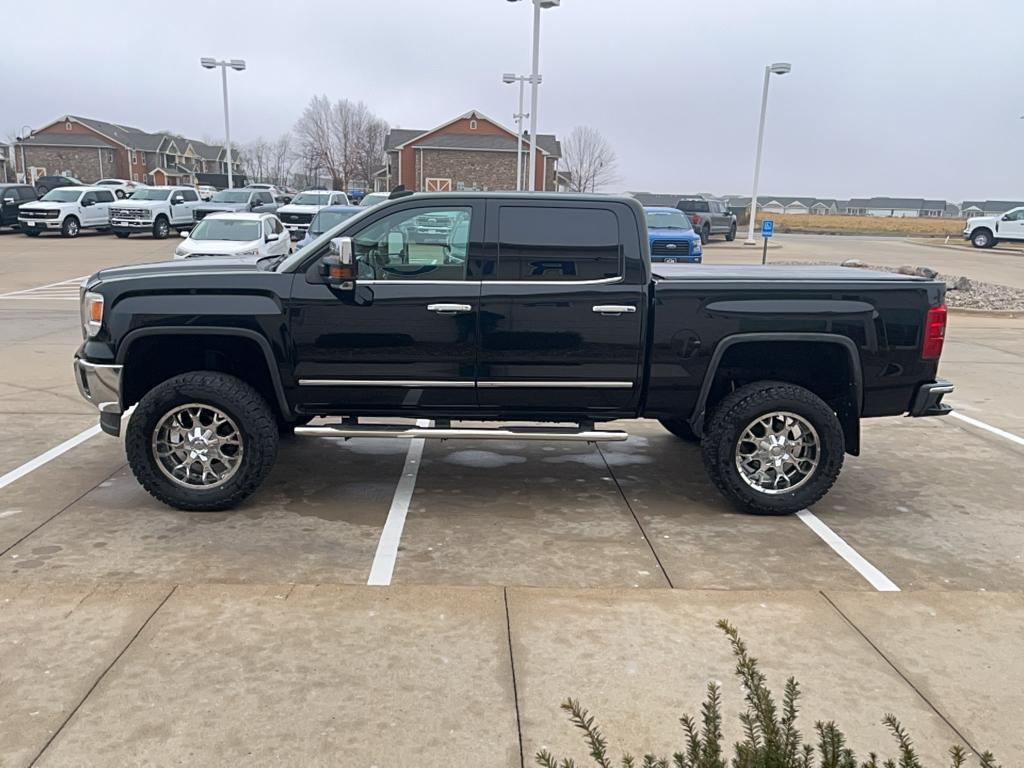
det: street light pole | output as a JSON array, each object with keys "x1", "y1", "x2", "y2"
[
  {"x1": 503, "y1": 72, "x2": 536, "y2": 191},
  {"x1": 744, "y1": 62, "x2": 791, "y2": 245},
  {"x1": 201, "y1": 57, "x2": 246, "y2": 189},
  {"x1": 19, "y1": 124, "x2": 30, "y2": 184},
  {"x1": 508, "y1": 0, "x2": 559, "y2": 192}
]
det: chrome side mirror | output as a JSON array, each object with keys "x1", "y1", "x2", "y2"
[{"x1": 321, "y1": 236, "x2": 355, "y2": 290}]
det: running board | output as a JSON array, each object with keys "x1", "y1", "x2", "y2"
[{"x1": 293, "y1": 424, "x2": 629, "y2": 442}]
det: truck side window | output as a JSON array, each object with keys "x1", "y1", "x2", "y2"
[
  {"x1": 351, "y1": 206, "x2": 471, "y2": 281},
  {"x1": 96, "y1": 190, "x2": 115, "y2": 203},
  {"x1": 496, "y1": 206, "x2": 621, "y2": 282},
  {"x1": 181, "y1": 189, "x2": 198, "y2": 202}
]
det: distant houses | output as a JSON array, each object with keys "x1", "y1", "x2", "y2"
[{"x1": 627, "y1": 192, "x2": 1024, "y2": 219}]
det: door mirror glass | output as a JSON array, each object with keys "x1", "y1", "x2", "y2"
[{"x1": 2, "y1": 197, "x2": 14, "y2": 205}]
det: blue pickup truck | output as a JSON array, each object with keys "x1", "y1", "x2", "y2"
[{"x1": 644, "y1": 206, "x2": 702, "y2": 263}]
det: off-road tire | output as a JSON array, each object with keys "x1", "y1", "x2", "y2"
[
  {"x1": 700, "y1": 224, "x2": 711, "y2": 244},
  {"x1": 115, "y1": 232, "x2": 130, "y2": 239},
  {"x1": 61, "y1": 216, "x2": 80, "y2": 238},
  {"x1": 725, "y1": 223, "x2": 737, "y2": 241},
  {"x1": 126, "y1": 371, "x2": 279, "y2": 511},
  {"x1": 659, "y1": 418, "x2": 701, "y2": 443},
  {"x1": 970, "y1": 228, "x2": 994, "y2": 248},
  {"x1": 701, "y1": 381, "x2": 844, "y2": 515},
  {"x1": 152, "y1": 215, "x2": 170, "y2": 239}
]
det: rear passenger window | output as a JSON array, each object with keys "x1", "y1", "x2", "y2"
[
  {"x1": 20, "y1": 187, "x2": 36, "y2": 200},
  {"x1": 496, "y1": 206, "x2": 621, "y2": 282},
  {"x1": 181, "y1": 189, "x2": 198, "y2": 202},
  {"x1": 96, "y1": 190, "x2": 115, "y2": 203}
]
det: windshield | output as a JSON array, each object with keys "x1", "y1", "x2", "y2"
[
  {"x1": 128, "y1": 188, "x2": 172, "y2": 201},
  {"x1": 292, "y1": 192, "x2": 333, "y2": 205},
  {"x1": 310, "y1": 208, "x2": 359, "y2": 235},
  {"x1": 361, "y1": 193, "x2": 388, "y2": 207},
  {"x1": 189, "y1": 218, "x2": 260, "y2": 242},
  {"x1": 211, "y1": 190, "x2": 251, "y2": 203},
  {"x1": 645, "y1": 210, "x2": 693, "y2": 230},
  {"x1": 678, "y1": 200, "x2": 709, "y2": 212},
  {"x1": 40, "y1": 189, "x2": 82, "y2": 203}
]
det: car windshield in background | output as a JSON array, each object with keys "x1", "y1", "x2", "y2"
[
  {"x1": 129, "y1": 188, "x2": 172, "y2": 201},
  {"x1": 40, "y1": 189, "x2": 82, "y2": 202},
  {"x1": 646, "y1": 210, "x2": 693, "y2": 230},
  {"x1": 360, "y1": 193, "x2": 389, "y2": 206},
  {"x1": 212, "y1": 190, "x2": 251, "y2": 203},
  {"x1": 292, "y1": 192, "x2": 332, "y2": 205},
  {"x1": 310, "y1": 209, "x2": 359, "y2": 234},
  {"x1": 678, "y1": 200, "x2": 710, "y2": 212},
  {"x1": 189, "y1": 219, "x2": 260, "y2": 242}
]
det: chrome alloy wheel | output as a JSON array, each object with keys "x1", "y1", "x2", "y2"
[
  {"x1": 152, "y1": 404, "x2": 243, "y2": 489},
  {"x1": 734, "y1": 411, "x2": 820, "y2": 495}
]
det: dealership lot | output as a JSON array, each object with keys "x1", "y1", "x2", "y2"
[{"x1": 1, "y1": 232, "x2": 1022, "y2": 765}]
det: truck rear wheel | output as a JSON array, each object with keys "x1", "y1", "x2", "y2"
[
  {"x1": 125, "y1": 371, "x2": 279, "y2": 511},
  {"x1": 659, "y1": 418, "x2": 700, "y2": 443},
  {"x1": 701, "y1": 381, "x2": 844, "y2": 515}
]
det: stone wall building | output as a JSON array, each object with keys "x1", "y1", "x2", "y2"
[{"x1": 375, "y1": 111, "x2": 560, "y2": 193}]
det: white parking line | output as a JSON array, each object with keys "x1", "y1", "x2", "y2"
[
  {"x1": 0, "y1": 276, "x2": 88, "y2": 301},
  {"x1": 366, "y1": 419, "x2": 432, "y2": 586},
  {"x1": 796, "y1": 509, "x2": 900, "y2": 592},
  {"x1": 0, "y1": 424, "x2": 102, "y2": 491},
  {"x1": 949, "y1": 411, "x2": 1024, "y2": 447}
]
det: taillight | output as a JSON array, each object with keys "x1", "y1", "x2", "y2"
[
  {"x1": 922, "y1": 304, "x2": 947, "y2": 360},
  {"x1": 691, "y1": 215, "x2": 700, "y2": 227}
]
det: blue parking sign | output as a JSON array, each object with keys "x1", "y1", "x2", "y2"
[{"x1": 761, "y1": 219, "x2": 775, "y2": 237}]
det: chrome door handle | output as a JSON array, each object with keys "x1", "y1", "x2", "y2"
[
  {"x1": 592, "y1": 305, "x2": 637, "y2": 316},
  {"x1": 427, "y1": 303, "x2": 472, "y2": 315}
]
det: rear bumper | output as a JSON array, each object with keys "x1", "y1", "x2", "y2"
[
  {"x1": 908, "y1": 378, "x2": 954, "y2": 417},
  {"x1": 74, "y1": 358, "x2": 123, "y2": 435}
]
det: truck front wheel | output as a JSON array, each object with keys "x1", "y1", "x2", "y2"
[
  {"x1": 970, "y1": 228, "x2": 994, "y2": 248},
  {"x1": 152, "y1": 216, "x2": 170, "y2": 239},
  {"x1": 700, "y1": 224, "x2": 711, "y2": 244},
  {"x1": 701, "y1": 381, "x2": 844, "y2": 515},
  {"x1": 125, "y1": 371, "x2": 279, "y2": 511}
]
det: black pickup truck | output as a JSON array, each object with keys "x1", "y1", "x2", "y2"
[{"x1": 74, "y1": 192, "x2": 953, "y2": 515}]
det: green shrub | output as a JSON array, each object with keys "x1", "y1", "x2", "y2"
[{"x1": 536, "y1": 620, "x2": 999, "y2": 768}]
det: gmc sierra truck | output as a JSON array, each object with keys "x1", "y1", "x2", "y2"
[{"x1": 74, "y1": 192, "x2": 953, "y2": 515}]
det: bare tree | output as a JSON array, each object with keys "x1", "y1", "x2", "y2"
[
  {"x1": 294, "y1": 95, "x2": 344, "y2": 188},
  {"x1": 561, "y1": 126, "x2": 619, "y2": 193},
  {"x1": 293, "y1": 96, "x2": 388, "y2": 191}
]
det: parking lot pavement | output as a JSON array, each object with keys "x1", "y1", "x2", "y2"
[
  {"x1": 27, "y1": 585, "x2": 521, "y2": 768},
  {"x1": 2, "y1": 234, "x2": 1024, "y2": 765}
]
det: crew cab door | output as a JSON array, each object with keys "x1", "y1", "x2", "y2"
[
  {"x1": 173, "y1": 188, "x2": 199, "y2": 224},
  {"x1": 998, "y1": 208, "x2": 1024, "y2": 240},
  {"x1": 477, "y1": 200, "x2": 645, "y2": 417},
  {"x1": 287, "y1": 199, "x2": 485, "y2": 414}
]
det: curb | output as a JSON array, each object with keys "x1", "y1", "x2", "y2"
[
  {"x1": 708, "y1": 243, "x2": 783, "y2": 252},
  {"x1": 948, "y1": 307, "x2": 1023, "y2": 318},
  {"x1": 906, "y1": 239, "x2": 1024, "y2": 255}
]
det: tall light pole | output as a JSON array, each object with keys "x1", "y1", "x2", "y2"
[
  {"x1": 508, "y1": 0, "x2": 559, "y2": 191},
  {"x1": 200, "y1": 57, "x2": 246, "y2": 189},
  {"x1": 19, "y1": 124, "x2": 31, "y2": 184},
  {"x1": 503, "y1": 72, "x2": 540, "y2": 191},
  {"x1": 744, "y1": 62, "x2": 791, "y2": 245}
]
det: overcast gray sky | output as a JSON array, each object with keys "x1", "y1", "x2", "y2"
[{"x1": 4, "y1": 0, "x2": 1020, "y2": 200}]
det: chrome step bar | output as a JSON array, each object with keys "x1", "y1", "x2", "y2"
[{"x1": 294, "y1": 424, "x2": 628, "y2": 442}]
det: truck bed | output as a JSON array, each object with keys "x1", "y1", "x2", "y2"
[{"x1": 652, "y1": 264, "x2": 926, "y2": 283}]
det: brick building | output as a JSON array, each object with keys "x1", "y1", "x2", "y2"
[
  {"x1": 375, "y1": 110, "x2": 560, "y2": 193},
  {"x1": 13, "y1": 115, "x2": 244, "y2": 188}
]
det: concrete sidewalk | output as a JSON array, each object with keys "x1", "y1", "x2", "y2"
[{"x1": 1, "y1": 584, "x2": 1018, "y2": 767}]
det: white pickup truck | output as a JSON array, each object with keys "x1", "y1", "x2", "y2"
[
  {"x1": 109, "y1": 186, "x2": 201, "y2": 239},
  {"x1": 963, "y1": 207, "x2": 1024, "y2": 248},
  {"x1": 17, "y1": 186, "x2": 116, "y2": 237},
  {"x1": 276, "y1": 190, "x2": 351, "y2": 240}
]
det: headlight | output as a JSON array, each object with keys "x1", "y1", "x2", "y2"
[
  {"x1": 692, "y1": 239, "x2": 702, "y2": 254},
  {"x1": 81, "y1": 291, "x2": 104, "y2": 337}
]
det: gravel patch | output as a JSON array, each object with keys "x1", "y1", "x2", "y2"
[{"x1": 774, "y1": 260, "x2": 1024, "y2": 311}]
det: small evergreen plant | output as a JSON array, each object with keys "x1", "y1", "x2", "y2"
[{"x1": 536, "y1": 620, "x2": 999, "y2": 768}]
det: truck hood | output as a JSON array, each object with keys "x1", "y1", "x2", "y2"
[
  {"x1": 87, "y1": 257, "x2": 264, "y2": 288},
  {"x1": 195, "y1": 202, "x2": 249, "y2": 213},
  {"x1": 276, "y1": 204, "x2": 320, "y2": 215},
  {"x1": 649, "y1": 227, "x2": 699, "y2": 239},
  {"x1": 112, "y1": 200, "x2": 168, "y2": 209},
  {"x1": 20, "y1": 201, "x2": 71, "y2": 211},
  {"x1": 965, "y1": 216, "x2": 994, "y2": 226}
]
